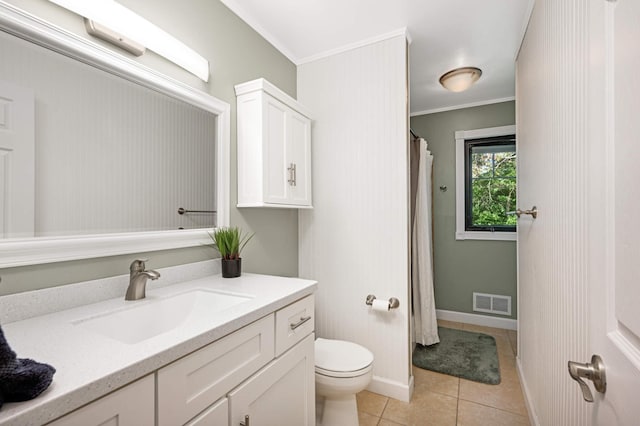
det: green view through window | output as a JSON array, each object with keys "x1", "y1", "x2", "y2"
[{"x1": 464, "y1": 135, "x2": 516, "y2": 232}]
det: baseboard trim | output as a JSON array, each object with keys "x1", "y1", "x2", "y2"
[
  {"x1": 517, "y1": 357, "x2": 540, "y2": 426},
  {"x1": 367, "y1": 374, "x2": 413, "y2": 403},
  {"x1": 436, "y1": 309, "x2": 517, "y2": 330}
]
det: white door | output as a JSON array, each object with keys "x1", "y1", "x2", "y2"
[
  {"x1": 587, "y1": 0, "x2": 640, "y2": 423},
  {"x1": 264, "y1": 95, "x2": 289, "y2": 204},
  {"x1": 517, "y1": 0, "x2": 640, "y2": 422},
  {"x1": 228, "y1": 334, "x2": 315, "y2": 426},
  {"x1": 287, "y1": 109, "x2": 311, "y2": 206},
  {"x1": 0, "y1": 80, "x2": 34, "y2": 238}
]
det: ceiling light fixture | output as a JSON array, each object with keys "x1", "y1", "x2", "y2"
[
  {"x1": 48, "y1": 0, "x2": 210, "y2": 82},
  {"x1": 439, "y1": 67, "x2": 482, "y2": 92}
]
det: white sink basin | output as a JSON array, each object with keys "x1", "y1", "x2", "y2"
[{"x1": 73, "y1": 289, "x2": 252, "y2": 344}]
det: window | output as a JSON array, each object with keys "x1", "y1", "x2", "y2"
[
  {"x1": 465, "y1": 136, "x2": 516, "y2": 231},
  {"x1": 455, "y1": 126, "x2": 516, "y2": 241}
]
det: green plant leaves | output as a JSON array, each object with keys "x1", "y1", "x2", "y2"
[{"x1": 209, "y1": 227, "x2": 254, "y2": 260}]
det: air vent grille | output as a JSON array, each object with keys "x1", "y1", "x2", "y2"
[{"x1": 473, "y1": 292, "x2": 512, "y2": 316}]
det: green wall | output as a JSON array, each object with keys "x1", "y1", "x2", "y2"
[
  {"x1": 0, "y1": 0, "x2": 298, "y2": 295},
  {"x1": 410, "y1": 101, "x2": 517, "y2": 319}
]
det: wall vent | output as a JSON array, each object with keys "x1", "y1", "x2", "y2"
[{"x1": 473, "y1": 292, "x2": 512, "y2": 316}]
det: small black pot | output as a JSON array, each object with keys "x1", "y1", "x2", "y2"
[{"x1": 221, "y1": 258, "x2": 242, "y2": 278}]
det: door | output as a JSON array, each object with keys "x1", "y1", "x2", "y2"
[
  {"x1": 287, "y1": 109, "x2": 311, "y2": 206},
  {"x1": 0, "y1": 80, "x2": 34, "y2": 238},
  {"x1": 228, "y1": 333, "x2": 315, "y2": 426},
  {"x1": 588, "y1": 0, "x2": 640, "y2": 423},
  {"x1": 514, "y1": 0, "x2": 640, "y2": 423},
  {"x1": 263, "y1": 94, "x2": 289, "y2": 204}
]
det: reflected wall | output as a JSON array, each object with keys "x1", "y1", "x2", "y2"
[{"x1": 0, "y1": 30, "x2": 216, "y2": 238}]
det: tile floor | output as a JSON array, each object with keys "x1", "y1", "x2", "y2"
[{"x1": 356, "y1": 320, "x2": 530, "y2": 426}]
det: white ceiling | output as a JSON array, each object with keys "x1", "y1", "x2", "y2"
[{"x1": 220, "y1": 0, "x2": 533, "y2": 115}]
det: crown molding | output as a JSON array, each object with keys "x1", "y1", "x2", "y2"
[{"x1": 410, "y1": 96, "x2": 515, "y2": 117}]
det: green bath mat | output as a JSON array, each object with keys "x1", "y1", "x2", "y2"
[{"x1": 413, "y1": 327, "x2": 501, "y2": 385}]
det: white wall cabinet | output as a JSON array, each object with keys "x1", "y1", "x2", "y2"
[{"x1": 235, "y1": 78, "x2": 313, "y2": 208}]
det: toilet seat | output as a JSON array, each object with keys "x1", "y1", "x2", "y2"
[
  {"x1": 315, "y1": 364, "x2": 372, "y2": 378},
  {"x1": 315, "y1": 338, "x2": 374, "y2": 378}
]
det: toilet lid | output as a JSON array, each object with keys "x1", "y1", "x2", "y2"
[{"x1": 315, "y1": 338, "x2": 374, "y2": 374}]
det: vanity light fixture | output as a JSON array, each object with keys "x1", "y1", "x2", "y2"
[
  {"x1": 439, "y1": 67, "x2": 482, "y2": 92},
  {"x1": 48, "y1": 0, "x2": 210, "y2": 82},
  {"x1": 84, "y1": 18, "x2": 145, "y2": 57}
]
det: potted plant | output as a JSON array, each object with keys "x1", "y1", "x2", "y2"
[{"x1": 210, "y1": 227, "x2": 254, "y2": 278}]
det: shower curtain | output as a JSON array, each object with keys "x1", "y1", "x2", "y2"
[{"x1": 411, "y1": 137, "x2": 439, "y2": 346}]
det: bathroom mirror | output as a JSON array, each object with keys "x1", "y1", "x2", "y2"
[{"x1": 0, "y1": 4, "x2": 230, "y2": 267}]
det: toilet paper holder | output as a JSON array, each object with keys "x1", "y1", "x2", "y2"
[{"x1": 365, "y1": 294, "x2": 400, "y2": 310}]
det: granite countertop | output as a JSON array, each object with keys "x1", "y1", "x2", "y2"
[{"x1": 0, "y1": 272, "x2": 317, "y2": 426}]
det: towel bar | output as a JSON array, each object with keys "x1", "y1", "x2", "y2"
[{"x1": 177, "y1": 207, "x2": 217, "y2": 215}]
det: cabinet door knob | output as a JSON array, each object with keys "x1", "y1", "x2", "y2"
[{"x1": 240, "y1": 414, "x2": 250, "y2": 426}]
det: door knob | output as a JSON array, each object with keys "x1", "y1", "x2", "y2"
[
  {"x1": 506, "y1": 206, "x2": 538, "y2": 219},
  {"x1": 568, "y1": 354, "x2": 606, "y2": 402}
]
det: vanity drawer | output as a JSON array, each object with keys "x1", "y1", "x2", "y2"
[
  {"x1": 157, "y1": 314, "x2": 275, "y2": 426},
  {"x1": 275, "y1": 295, "x2": 315, "y2": 356}
]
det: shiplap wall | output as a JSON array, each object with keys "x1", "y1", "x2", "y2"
[
  {"x1": 516, "y1": 0, "x2": 589, "y2": 424},
  {"x1": 298, "y1": 34, "x2": 412, "y2": 401},
  {"x1": 0, "y1": 30, "x2": 216, "y2": 237}
]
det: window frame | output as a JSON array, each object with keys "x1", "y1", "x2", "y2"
[
  {"x1": 455, "y1": 125, "x2": 517, "y2": 241},
  {"x1": 464, "y1": 135, "x2": 516, "y2": 232}
]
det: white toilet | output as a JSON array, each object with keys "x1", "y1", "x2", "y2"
[{"x1": 315, "y1": 338, "x2": 374, "y2": 426}]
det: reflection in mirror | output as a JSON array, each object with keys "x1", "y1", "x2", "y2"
[
  {"x1": 0, "y1": 4, "x2": 229, "y2": 268},
  {"x1": 0, "y1": 28, "x2": 216, "y2": 239}
]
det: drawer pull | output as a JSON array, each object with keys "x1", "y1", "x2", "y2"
[
  {"x1": 290, "y1": 315, "x2": 312, "y2": 330},
  {"x1": 240, "y1": 414, "x2": 250, "y2": 426}
]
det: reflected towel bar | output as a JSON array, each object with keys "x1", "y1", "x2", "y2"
[{"x1": 177, "y1": 207, "x2": 217, "y2": 215}]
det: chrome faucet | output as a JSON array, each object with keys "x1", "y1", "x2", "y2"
[{"x1": 125, "y1": 259, "x2": 160, "y2": 300}]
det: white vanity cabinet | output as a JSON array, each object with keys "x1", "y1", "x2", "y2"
[
  {"x1": 235, "y1": 78, "x2": 313, "y2": 208},
  {"x1": 47, "y1": 375, "x2": 154, "y2": 426},
  {"x1": 158, "y1": 294, "x2": 316, "y2": 426},
  {"x1": 156, "y1": 315, "x2": 275, "y2": 426},
  {"x1": 0, "y1": 273, "x2": 317, "y2": 426},
  {"x1": 45, "y1": 294, "x2": 315, "y2": 426}
]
